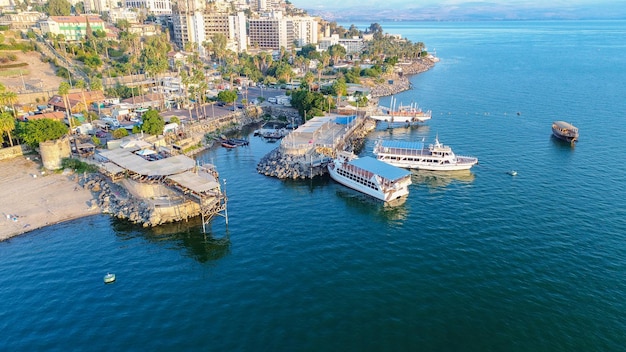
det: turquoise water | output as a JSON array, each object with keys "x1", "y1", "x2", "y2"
[{"x1": 2, "y1": 21, "x2": 626, "y2": 351}]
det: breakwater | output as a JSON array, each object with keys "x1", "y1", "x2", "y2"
[
  {"x1": 256, "y1": 119, "x2": 373, "y2": 179},
  {"x1": 369, "y1": 58, "x2": 436, "y2": 97}
]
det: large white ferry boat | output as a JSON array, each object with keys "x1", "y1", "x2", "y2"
[
  {"x1": 373, "y1": 138, "x2": 478, "y2": 171},
  {"x1": 370, "y1": 97, "x2": 432, "y2": 128},
  {"x1": 327, "y1": 151, "x2": 412, "y2": 202}
]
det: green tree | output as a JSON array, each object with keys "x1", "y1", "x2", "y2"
[
  {"x1": 217, "y1": 90, "x2": 237, "y2": 105},
  {"x1": 0, "y1": 83, "x2": 18, "y2": 117},
  {"x1": 141, "y1": 109, "x2": 165, "y2": 135},
  {"x1": 0, "y1": 111, "x2": 16, "y2": 147},
  {"x1": 47, "y1": 0, "x2": 71, "y2": 16},
  {"x1": 328, "y1": 44, "x2": 347, "y2": 65},
  {"x1": 17, "y1": 118, "x2": 68, "y2": 147},
  {"x1": 112, "y1": 127, "x2": 128, "y2": 139},
  {"x1": 331, "y1": 77, "x2": 348, "y2": 98}
]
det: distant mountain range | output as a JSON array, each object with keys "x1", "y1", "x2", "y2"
[{"x1": 302, "y1": 2, "x2": 626, "y2": 22}]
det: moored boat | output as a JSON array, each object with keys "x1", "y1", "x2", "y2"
[
  {"x1": 228, "y1": 138, "x2": 249, "y2": 146},
  {"x1": 373, "y1": 137, "x2": 478, "y2": 171},
  {"x1": 327, "y1": 151, "x2": 412, "y2": 202},
  {"x1": 370, "y1": 97, "x2": 432, "y2": 128},
  {"x1": 552, "y1": 121, "x2": 578, "y2": 143},
  {"x1": 221, "y1": 140, "x2": 238, "y2": 148}
]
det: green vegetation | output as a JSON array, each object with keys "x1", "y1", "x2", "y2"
[
  {"x1": 16, "y1": 118, "x2": 68, "y2": 148},
  {"x1": 112, "y1": 128, "x2": 128, "y2": 139},
  {"x1": 0, "y1": 111, "x2": 16, "y2": 147},
  {"x1": 61, "y1": 158, "x2": 99, "y2": 173},
  {"x1": 141, "y1": 109, "x2": 165, "y2": 135},
  {"x1": 217, "y1": 90, "x2": 237, "y2": 105}
]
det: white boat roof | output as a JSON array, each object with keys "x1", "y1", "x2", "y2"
[
  {"x1": 349, "y1": 156, "x2": 411, "y2": 181},
  {"x1": 379, "y1": 140, "x2": 425, "y2": 150},
  {"x1": 553, "y1": 121, "x2": 578, "y2": 129}
]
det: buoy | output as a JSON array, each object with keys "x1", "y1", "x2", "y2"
[{"x1": 104, "y1": 273, "x2": 116, "y2": 284}]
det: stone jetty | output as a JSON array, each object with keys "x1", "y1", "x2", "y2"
[
  {"x1": 369, "y1": 58, "x2": 437, "y2": 97},
  {"x1": 256, "y1": 118, "x2": 374, "y2": 179}
]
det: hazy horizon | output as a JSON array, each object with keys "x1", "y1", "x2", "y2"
[{"x1": 289, "y1": 0, "x2": 626, "y2": 21}]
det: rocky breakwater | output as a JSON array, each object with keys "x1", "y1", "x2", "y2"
[
  {"x1": 369, "y1": 58, "x2": 437, "y2": 98},
  {"x1": 256, "y1": 119, "x2": 374, "y2": 179},
  {"x1": 256, "y1": 149, "x2": 328, "y2": 179},
  {"x1": 81, "y1": 173, "x2": 189, "y2": 227}
]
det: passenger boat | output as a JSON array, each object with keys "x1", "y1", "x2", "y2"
[
  {"x1": 327, "y1": 151, "x2": 412, "y2": 202},
  {"x1": 370, "y1": 97, "x2": 431, "y2": 128},
  {"x1": 552, "y1": 121, "x2": 579, "y2": 143},
  {"x1": 373, "y1": 137, "x2": 478, "y2": 171}
]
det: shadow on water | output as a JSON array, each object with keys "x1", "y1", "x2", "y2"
[
  {"x1": 112, "y1": 217, "x2": 231, "y2": 264},
  {"x1": 281, "y1": 173, "x2": 332, "y2": 192},
  {"x1": 411, "y1": 169, "x2": 476, "y2": 189},
  {"x1": 334, "y1": 188, "x2": 409, "y2": 222}
]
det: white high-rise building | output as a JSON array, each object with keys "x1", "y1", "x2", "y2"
[
  {"x1": 125, "y1": 0, "x2": 172, "y2": 15},
  {"x1": 248, "y1": 11, "x2": 293, "y2": 50},
  {"x1": 291, "y1": 16, "x2": 318, "y2": 47}
]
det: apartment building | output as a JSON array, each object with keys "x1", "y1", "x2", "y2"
[{"x1": 39, "y1": 15, "x2": 106, "y2": 41}]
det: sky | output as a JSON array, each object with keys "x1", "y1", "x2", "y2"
[{"x1": 289, "y1": 0, "x2": 626, "y2": 20}]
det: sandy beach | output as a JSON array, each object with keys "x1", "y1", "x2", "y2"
[{"x1": 0, "y1": 157, "x2": 101, "y2": 242}]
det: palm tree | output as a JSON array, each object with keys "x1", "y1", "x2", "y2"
[
  {"x1": 0, "y1": 83, "x2": 18, "y2": 117},
  {"x1": 75, "y1": 79, "x2": 88, "y2": 116},
  {"x1": 58, "y1": 81, "x2": 72, "y2": 131},
  {"x1": 0, "y1": 111, "x2": 16, "y2": 147}
]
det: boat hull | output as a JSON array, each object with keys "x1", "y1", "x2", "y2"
[
  {"x1": 373, "y1": 139, "x2": 478, "y2": 171},
  {"x1": 380, "y1": 159, "x2": 477, "y2": 171}
]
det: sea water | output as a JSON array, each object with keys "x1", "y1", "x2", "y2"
[{"x1": 2, "y1": 20, "x2": 626, "y2": 351}]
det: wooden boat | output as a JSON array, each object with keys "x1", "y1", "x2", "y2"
[
  {"x1": 552, "y1": 121, "x2": 579, "y2": 143},
  {"x1": 221, "y1": 140, "x2": 237, "y2": 148},
  {"x1": 228, "y1": 138, "x2": 249, "y2": 146}
]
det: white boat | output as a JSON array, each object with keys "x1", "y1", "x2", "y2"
[
  {"x1": 327, "y1": 151, "x2": 412, "y2": 202},
  {"x1": 373, "y1": 137, "x2": 478, "y2": 171},
  {"x1": 370, "y1": 97, "x2": 432, "y2": 128},
  {"x1": 103, "y1": 273, "x2": 116, "y2": 284}
]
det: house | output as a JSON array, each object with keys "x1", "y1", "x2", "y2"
[
  {"x1": 48, "y1": 91, "x2": 106, "y2": 113},
  {"x1": 20, "y1": 111, "x2": 65, "y2": 122},
  {"x1": 121, "y1": 93, "x2": 163, "y2": 110}
]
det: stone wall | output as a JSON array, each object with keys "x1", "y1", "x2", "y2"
[{"x1": 0, "y1": 145, "x2": 31, "y2": 161}]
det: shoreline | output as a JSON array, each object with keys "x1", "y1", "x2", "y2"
[
  {"x1": 0, "y1": 59, "x2": 437, "y2": 243},
  {"x1": 0, "y1": 157, "x2": 101, "y2": 242}
]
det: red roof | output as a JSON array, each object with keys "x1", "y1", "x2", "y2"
[
  {"x1": 21, "y1": 111, "x2": 65, "y2": 121},
  {"x1": 49, "y1": 15, "x2": 104, "y2": 24},
  {"x1": 48, "y1": 91, "x2": 105, "y2": 112}
]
